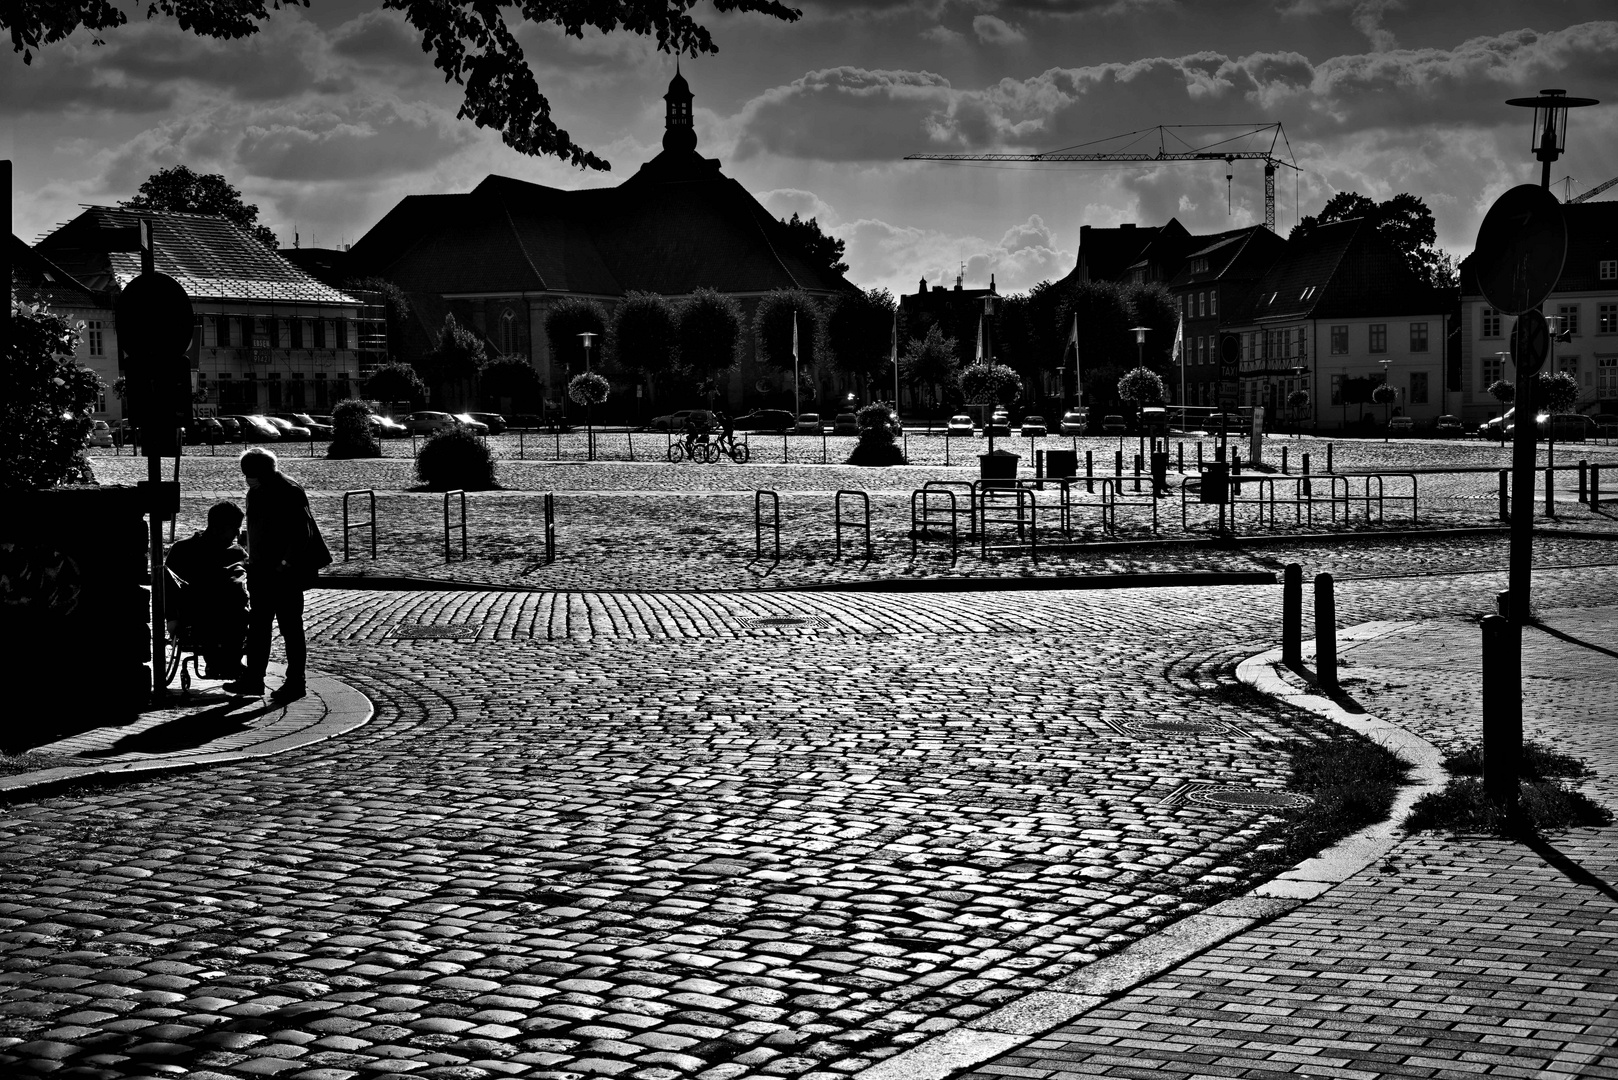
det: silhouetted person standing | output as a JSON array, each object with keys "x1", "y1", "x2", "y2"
[{"x1": 226, "y1": 449, "x2": 329, "y2": 702}]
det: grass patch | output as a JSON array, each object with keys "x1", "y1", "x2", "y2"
[
  {"x1": 1438, "y1": 739, "x2": 1593, "y2": 780},
  {"x1": 0, "y1": 751, "x2": 78, "y2": 778},
  {"x1": 1403, "y1": 776, "x2": 1612, "y2": 835}
]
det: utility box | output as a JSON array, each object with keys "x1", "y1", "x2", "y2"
[
  {"x1": 1045, "y1": 449, "x2": 1078, "y2": 479},
  {"x1": 1199, "y1": 462, "x2": 1229, "y2": 504}
]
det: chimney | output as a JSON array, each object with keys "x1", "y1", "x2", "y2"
[
  {"x1": 989, "y1": 273, "x2": 996, "y2": 294},
  {"x1": 1121, "y1": 223, "x2": 1136, "y2": 230}
]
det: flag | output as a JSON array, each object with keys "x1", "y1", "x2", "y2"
[
  {"x1": 1066, "y1": 312, "x2": 1081, "y2": 402},
  {"x1": 792, "y1": 311, "x2": 799, "y2": 362},
  {"x1": 1173, "y1": 317, "x2": 1184, "y2": 366},
  {"x1": 976, "y1": 312, "x2": 984, "y2": 363},
  {"x1": 891, "y1": 313, "x2": 899, "y2": 410}
]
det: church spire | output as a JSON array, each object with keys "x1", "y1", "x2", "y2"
[{"x1": 663, "y1": 62, "x2": 696, "y2": 154}]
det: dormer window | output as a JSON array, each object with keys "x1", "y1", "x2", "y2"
[
  {"x1": 1601, "y1": 259, "x2": 1616, "y2": 281},
  {"x1": 1191, "y1": 257, "x2": 1209, "y2": 275}
]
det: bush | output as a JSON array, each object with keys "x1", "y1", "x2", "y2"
[
  {"x1": 4, "y1": 301, "x2": 102, "y2": 491},
  {"x1": 327, "y1": 400, "x2": 381, "y2": 459},
  {"x1": 415, "y1": 427, "x2": 497, "y2": 490},
  {"x1": 846, "y1": 402, "x2": 907, "y2": 466},
  {"x1": 365, "y1": 362, "x2": 428, "y2": 409}
]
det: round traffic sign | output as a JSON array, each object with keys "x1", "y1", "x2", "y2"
[
  {"x1": 115, "y1": 272, "x2": 194, "y2": 357},
  {"x1": 1509, "y1": 309, "x2": 1550, "y2": 376},
  {"x1": 1473, "y1": 185, "x2": 1567, "y2": 316}
]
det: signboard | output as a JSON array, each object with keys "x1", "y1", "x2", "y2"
[
  {"x1": 1508, "y1": 309, "x2": 1550, "y2": 376},
  {"x1": 1218, "y1": 334, "x2": 1241, "y2": 410},
  {"x1": 1473, "y1": 185, "x2": 1567, "y2": 316},
  {"x1": 1250, "y1": 406, "x2": 1265, "y2": 465}
]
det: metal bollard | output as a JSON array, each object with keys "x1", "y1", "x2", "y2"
[
  {"x1": 1282, "y1": 563, "x2": 1302, "y2": 666},
  {"x1": 1133, "y1": 453, "x2": 1142, "y2": 493},
  {"x1": 1302, "y1": 452, "x2": 1311, "y2": 475},
  {"x1": 1085, "y1": 450, "x2": 1094, "y2": 493},
  {"x1": 1177, "y1": 442, "x2": 1184, "y2": 472},
  {"x1": 1114, "y1": 450, "x2": 1123, "y2": 476},
  {"x1": 1232, "y1": 449, "x2": 1242, "y2": 473},
  {"x1": 1593, "y1": 465, "x2": 1602, "y2": 508},
  {"x1": 1282, "y1": 446, "x2": 1289, "y2": 474},
  {"x1": 1578, "y1": 459, "x2": 1587, "y2": 503},
  {"x1": 1314, "y1": 572, "x2": 1338, "y2": 691},
  {"x1": 1499, "y1": 469, "x2": 1510, "y2": 521},
  {"x1": 1481, "y1": 614, "x2": 1521, "y2": 804},
  {"x1": 1326, "y1": 442, "x2": 1334, "y2": 473},
  {"x1": 1197, "y1": 441, "x2": 1204, "y2": 467},
  {"x1": 1545, "y1": 465, "x2": 1555, "y2": 518},
  {"x1": 1035, "y1": 448, "x2": 1045, "y2": 483}
]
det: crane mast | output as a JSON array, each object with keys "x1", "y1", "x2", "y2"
[{"x1": 906, "y1": 124, "x2": 1300, "y2": 231}]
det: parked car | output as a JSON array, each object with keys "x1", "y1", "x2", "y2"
[
  {"x1": 1435, "y1": 414, "x2": 1464, "y2": 437},
  {"x1": 987, "y1": 410, "x2": 1010, "y2": 437},
  {"x1": 229, "y1": 415, "x2": 281, "y2": 441},
  {"x1": 1594, "y1": 414, "x2": 1618, "y2": 438},
  {"x1": 651, "y1": 408, "x2": 702, "y2": 430},
  {"x1": 735, "y1": 409, "x2": 795, "y2": 433},
  {"x1": 1545, "y1": 413, "x2": 1595, "y2": 441},
  {"x1": 468, "y1": 411, "x2": 507, "y2": 434},
  {"x1": 1388, "y1": 416, "x2": 1415, "y2": 434},
  {"x1": 833, "y1": 412, "x2": 860, "y2": 435},
  {"x1": 794, "y1": 412, "x2": 823, "y2": 434},
  {"x1": 87, "y1": 420, "x2": 114, "y2": 448},
  {"x1": 1058, "y1": 410, "x2": 1087, "y2": 436},
  {"x1": 404, "y1": 411, "x2": 459, "y2": 435},
  {"x1": 946, "y1": 414, "x2": 975, "y2": 436},
  {"x1": 1018, "y1": 414, "x2": 1047, "y2": 437},
  {"x1": 185, "y1": 416, "x2": 225, "y2": 444},
  {"x1": 372, "y1": 415, "x2": 409, "y2": 438},
  {"x1": 452, "y1": 413, "x2": 490, "y2": 435},
  {"x1": 264, "y1": 415, "x2": 312, "y2": 440},
  {"x1": 1101, "y1": 414, "x2": 1127, "y2": 435},
  {"x1": 274, "y1": 412, "x2": 332, "y2": 438},
  {"x1": 216, "y1": 416, "x2": 242, "y2": 442}
]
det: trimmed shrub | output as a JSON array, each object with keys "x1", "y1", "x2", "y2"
[
  {"x1": 328, "y1": 399, "x2": 381, "y2": 459},
  {"x1": 846, "y1": 402, "x2": 907, "y2": 466},
  {"x1": 415, "y1": 427, "x2": 497, "y2": 490}
]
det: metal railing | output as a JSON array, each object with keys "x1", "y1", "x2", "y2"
[
  {"x1": 443, "y1": 489, "x2": 467, "y2": 561},
  {"x1": 974, "y1": 486, "x2": 1038, "y2": 557},
  {"x1": 342, "y1": 489, "x2": 376, "y2": 561},
  {"x1": 910, "y1": 488, "x2": 959, "y2": 560},
  {"x1": 755, "y1": 489, "x2": 781, "y2": 562},
  {"x1": 834, "y1": 489, "x2": 872, "y2": 561}
]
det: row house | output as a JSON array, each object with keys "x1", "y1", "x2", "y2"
[
  {"x1": 1165, "y1": 226, "x2": 1286, "y2": 409},
  {"x1": 1458, "y1": 200, "x2": 1618, "y2": 427},
  {"x1": 35, "y1": 207, "x2": 371, "y2": 416}
]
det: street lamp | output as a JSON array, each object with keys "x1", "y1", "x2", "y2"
[
  {"x1": 577, "y1": 331, "x2": 596, "y2": 370},
  {"x1": 1506, "y1": 88, "x2": 1600, "y2": 189},
  {"x1": 1129, "y1": 326, "x2": 1149, "y2": 454}
]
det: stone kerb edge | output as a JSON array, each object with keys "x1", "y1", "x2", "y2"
[{"x1": 855, "y1": 622, "x2": 1448, "y2": 1080}]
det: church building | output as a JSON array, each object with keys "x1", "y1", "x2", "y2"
[{"x1": 348, "y1": 71, "x2": 856, "y2": 417}]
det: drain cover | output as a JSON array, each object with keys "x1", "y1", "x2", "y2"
[
  {"x1": 1188, "y1": 787, "x2": 1313, "y2": 810},
  {"x1": 739, "y1": 616, "x2": 826, "y2": 628},
  {"x1": 394, "y1": 624, "x2": 477, "y2": 640},
  {"x1": 1126, "y1": 720, "x2": 1228, "y2": 735}
]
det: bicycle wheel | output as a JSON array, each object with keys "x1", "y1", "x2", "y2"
[
  {"x1": 702, "y1": 441, "x2": 721, "y2": 464},
  {"x1": 667, "y1": 442, "x2": 686, "y2": 463},
  {"x1": 731, "y1": 442, "x2": 750, "y2": 464}
]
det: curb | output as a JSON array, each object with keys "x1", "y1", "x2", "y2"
[
  {"x1": 788, "y1": 571, "x2": 1276, "y2": 592},
  {"x1": 0, "y1": 671, "x2": 373, "y2": 803},
  {"x1": 854, "y1": 622, "x2": 1448, "y2": 1080}
]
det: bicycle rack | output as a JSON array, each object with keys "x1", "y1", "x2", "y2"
[
  {"x1": 924, "y1": 480, "x2": 976, "y2": 534},
  {"x1": 973, "y1": 485, "x2": 1037, "y2": 557},
  {"x1": 1099, "y1": 478, "x2": 1157, "y2": 536},
  {"x1": 443, "y1": 489, "x2": 468, "y2": 561},
  {"x1": 342, "y1": 489, "x2": 377, "y2": 561},
  {"x1": 910, "y1": 488, "x2": 959, "y2": 560},
  {"x1": 834, "y1": 489, "x2": 872, "y2": 561},
  {"x1": 543, "y1": 492, "x2": 556, "y2": 564},
  {"x1": 755, "y1": 489, "x2": 781, "y2": 562}
]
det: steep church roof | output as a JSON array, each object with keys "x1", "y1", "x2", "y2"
[{"x1": 349, "y1": 74, "x2": 854, "y2": 299}]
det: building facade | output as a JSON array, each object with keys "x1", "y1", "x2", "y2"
[
  {"x1": 11, "y1": 235, "x2": 121, "y2": 420},
  {"x1": 35, "y1": 208, "x2": 369, "y2": 417}
]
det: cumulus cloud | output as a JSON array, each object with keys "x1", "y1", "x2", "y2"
[
  {"x1": 920, "y1": 25, "x2": 967, "y2": 46},
  {"x1": 973, "y1": 15, "x2": 1027, "y2": 45},
  {"x1": 235, "y1": 99, "x2": 474, "y2": 182},
  {"x1": 841, "y1": 212, "x2": 1072, "y2": 295},
  {"x1": 756, "y1": 188, "x2": 842, "y2": 225}
]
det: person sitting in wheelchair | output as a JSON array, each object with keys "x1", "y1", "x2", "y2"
[{"x1": 165, "y1": 500, "x2": 251, "y2": 680}]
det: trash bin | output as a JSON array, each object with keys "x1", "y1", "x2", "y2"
[
  {"x1": 979, "y1": 450, "x2": 1020, "y2": 485},
  {"x1": 1045, "y1": 449, "x2": 1078, "y2": 479}
]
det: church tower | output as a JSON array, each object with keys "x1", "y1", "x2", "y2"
[{"x1": 662, "y1": 64, "x2": 697, "y2": 154}]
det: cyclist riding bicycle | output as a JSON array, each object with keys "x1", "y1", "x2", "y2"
[
  {"x1": 681, "y1": 412, "x2": 711, "y2": 457},
  {"x1": 714, "y1": 411, "x2": 738, "y2": 456}
]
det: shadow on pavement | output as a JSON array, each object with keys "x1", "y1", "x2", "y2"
[
  {"x1": 79, "y1": 695, "x2": 277, "y2": 756},
  {"x1": 1528, "y1": 619, "x2": 1618, "y2": 661},
  {"x1": 1521, "y1": 832, "x2": 1618, "y2": 907},
  {"x1": 1283, "y1": 659, "x2": 1368, "y2": 713}
]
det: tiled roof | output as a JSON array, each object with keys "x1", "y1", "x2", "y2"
[
  {"x1": 349, "y1": 147, "x2": 855, "y2": 299},
  {"x1": 36, "y1": 207, "x2": 358, "y2": 307},
  {"x1": 1250, "y1": 217, "x2": 1443, "y2": 323},
  {"x1": 10, "y1": 235, "x2": 103, "y2": 309}
]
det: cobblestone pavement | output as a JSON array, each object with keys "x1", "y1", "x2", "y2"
[
  {"x1": 960, "y1": 600, "x2": 1618, "y2": 1080},
  {"x1": 2, "y1": 566, "x2": 1616, "y2": 1079}
]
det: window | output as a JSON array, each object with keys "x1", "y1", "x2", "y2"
[
  {"x1": 313, "y1": 320, "x2": 326, "y2": 348},
  {"x1": 1209, "y1": 291, "x2": 1217, "y2": 317},
  {"x1": 203, "y1": 317, "x2": 218, "y2": 348},
  {"x1": 1557, "y1": 355, "x2": 1578, "y2": 379},
  {"x1": 1192, "y1": 257, "x2": 1209, "y2": 275},
  {"x1": 1410, "y1": 322, "x2": 1428, "y2": 352},
  {"x1": 1557, "y1": 305, "x2": 1579, "y2": 337},
  {"x1": 1369, "y1": 324, "x2": 1387, "y2": 353},
  {"x1": 1601, "y1": 357, "x2": 1618, "y2": 399},
  {"x1": 1410, "y1": 371, "x2": 1428, "y2": 405},
  {"x1": 1483, "y1": 356, "x2": 1503, "y2": 387},
  {"x1": 290, "y1": 319, "x2": 303, "y2": 348},
  {"x1": 1600, "y1": 259, "x2": 1616, "y2": 281},
  {"x1": 1600, "y1": 304, "x2": 1617, "y2": 334},
  {"x1": 500, "y1": 309, "x2": 517, "y2": 355},
  {"x1": 336, "y1": 319, "x2": 349, "y2": 350},
  {"x1": 1482, "y1": 307, "x2": 1501, "y2": 338},
  {"x1": 1198, "y1": 292, "x2": 1206, "y2": 318},
  {"x1": 86, "y1": 321, "x2": 103, "y2": 356},
  {"x1": 1330, "y1": 325, "x2": 1348, "y2": 354}
]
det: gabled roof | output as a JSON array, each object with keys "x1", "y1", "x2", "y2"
[
  {"x1": 35, "y1": 207, "x2": 358, "y2": 306},
  {"x1": 349, "y1": 144, "x2": 855, "y2": 299},
  {"x1": 1168, "y1": 225, "x2": 1286, "y2": 287},
  {"x1": 10, "y1": 235, "x2": 104, "y2": 309},
  {"x1": 1251, "y1": 217, "x2": 1442, "y2": 323}
]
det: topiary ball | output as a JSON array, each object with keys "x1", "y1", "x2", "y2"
[{"x1": 416, "y1": 427, "x2": 497, "y2": 490}]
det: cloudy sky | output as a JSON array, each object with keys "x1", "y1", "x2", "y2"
[{"x1": 5, "y1": 0, "x2": 1617, "y2": 297}]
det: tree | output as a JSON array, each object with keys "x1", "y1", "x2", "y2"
[
  {"x1": 1056, "y1": 280, "x2": 1134, "y2": 409},
  {"x1": 4, "y1": 301, "x2": 102, "y2": 490},
  {"x1": 753, "y1": 289, "x2": 823, "y2": 372},
  {"x1": 478, "y1": 357, "x2": 545, "y2": 412},
  {"x1": 825, "y1": 287, "x2": 896, "y2": 395},
  {"x1": 1372, "y1": 382, "x2": 1398, "y2": 439},
  {"x1": 1295, "y1": 190, "x2": 1456, "y2": 298},
  {"x1": 423, "y1": 314, "x2": 486, "y2": 406},
  {"x1": 1286, "y1": 388, "x2": 1311, "y2": 437},
  {"x1": 9, "y1": 2, "x2": 802, "y2": 167},
  {"x1": 122, "y1": 165, "x2": 277, "y2": 247},
  {"x1": 364, "y1": 361, "x2": 428, "y2": 409},
  {"x1": 611, "y1": 291, "x2": 679, "y2": 400},
  {"x1": 900, "y1": 324, "x2": 960, "y2": 411},
  {"x1": 676, "y1": 288, "x2": 744, "y2": 404},
  {"x1": 328, "y1": 399, "x2": 381, "y2": 460},
  {"x1": 959, "y1": 362, "x2": 1022, "y2": 454},
  {"x1": 1487, "y1": 380, "x2": 1515, "y2": 405},
  {"x1": 1537, "y1": 370, "x2": 1579, "y2": 415},
  {"x1": 544, "y1": 298, "x2": 609, "y2": 378},
  {"x1": 567, "y1": 372, "x2": 610, "y2": 460},
  {"x1": 778, "y1": 214, "x2": 847, "y2": 278},
  {"x1": 1117, "y1": 365, "x2": 1166, "y2": 407}
]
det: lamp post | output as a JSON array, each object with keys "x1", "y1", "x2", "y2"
[
  {"x1": 1129, "y1": 326, "x2": 1149, "y2": 455},
  {"x1": 577, "y1": 331, "x2": 596, "y2": 370},
  {"x1": 1379, "y1": 357, "x2": 1394, "y2": 442}
]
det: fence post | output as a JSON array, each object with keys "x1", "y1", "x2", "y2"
[
  {"x1": 1281, "y1": 446, "x2": 1289, "y2": 474},
  {"x1": 1499, "y1": 469, "x2": 1510, "y2": 521},
  {"x1": 1302, "y1": 452, "x2": 1310, "y2": 475},
  {"x1": 1481, "y1": 614, "x2": 1521, "y2": 805},
  {"x1": 1593, "y1": 464, "x2": 1601, "y2": 508},
  {"x1": 1326, "y1": 442, "x2": 1333, "y2": 473},
  {"x1": 1545, "y1": 465, "x2": 1555, "y2": 518},
  {"x1": 1085, "y1": 450, "x2": 1093, "y2": 493},
  {"x1": 1282, "y1": 563, "x2": 1302, "y2": 666},
  {"x1": 1578, "y1": 459, "x2": 1587, "y2": 503},
  {"x1": 1313, "y1": 572, "x2": 1338, "y2": 691}
]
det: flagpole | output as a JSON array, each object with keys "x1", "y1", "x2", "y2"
[
  {"x1": 793, "y1": 310, "x2": 800, "y2": 421},
  {"x1": 892, "y1": 313, "x2": 899, "y2": 415}
]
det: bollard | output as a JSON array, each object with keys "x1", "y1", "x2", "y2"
[
  {"x1": 1578, "y1": 459, "x2": 1587, "y2": 503},
  {"x1": 1197, "y1": 441, "x2": 1204, "y2": 468},
  {"x1": 1303, "y1": 452, "x2": 1311, "y2": 475},
  {"x1": 1499, "y1": 469, "x2": 1510, "y2": 521},
  {"x1": 1545, "y1": 465, "x2": 1555, "y2": 518},
  {"x1": 1232, "y1": 449, "x2": 1242, "y2": 473},
  {"x1": 1114, "y1": 449, "x2": 1123, "y2": 476},
  {"x1": 1314, "y1": 572, "x2": 1338, "y2": 691},
  {"x1": 1594, "y1": 464, "x2": 1602, "y2": 508},
  {"x1": 1133, "y1": 453, "x2": 1142, "y2": 493},
  {"x1": 1326, "y1": 442, "x2": 1334, "y2": 473},
  {"x1": 1496, "y1": 589, "x2": 1510, "y2": 619},
  {"x1": 1177, "y1": 442, "x2": 1184, "y2": 472},
  {"x1": 1085, "y1": 450, "x2": 1094, "y2": 493},
  {"x1": 1035, "y1": 448, "x2": 1045, "y2": 483},
  {"x1": 1282, "y1": 446, "x2": 1289, "y2": 474},
  {"x1": 1282, "y1": 563, "x2": 1303, "y2": 666},
  {"x1": 1481, "y1": 614, "x2": 1522, "y2": 805}
]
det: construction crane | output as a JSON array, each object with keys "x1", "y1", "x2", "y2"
[
  {"x1": 906, "y1": 124, "x2": 1300, "y2": 231},
  {"x1": 1570, "y1": 174, "x2": 1618, "y2": 203}
]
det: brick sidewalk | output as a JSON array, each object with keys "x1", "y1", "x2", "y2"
[{"x1": 952, "y1": 606, "x2": 1618, "y2": 1079}]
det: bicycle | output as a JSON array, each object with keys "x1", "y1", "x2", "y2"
[
  {"x1": 715, "y1": 433, "x2": 750, "y2": 464},
  {"x1": 668, "y1": 434, "x2": 718, "y2": 463}
]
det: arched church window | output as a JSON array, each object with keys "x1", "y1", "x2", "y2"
[{"x1": 500, "y1": 309, "x2": 517, "y2": 356}]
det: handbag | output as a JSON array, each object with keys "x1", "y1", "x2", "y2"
[{"x1": 301, "y1": 505, "x2": 333, "y2": 580}]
